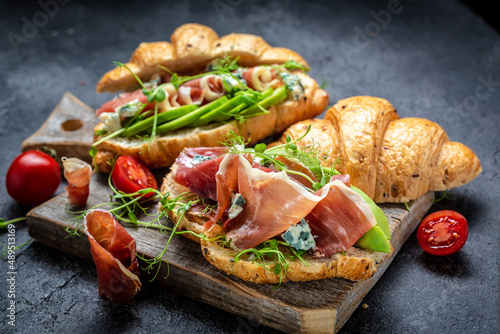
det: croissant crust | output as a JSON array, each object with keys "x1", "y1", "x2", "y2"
[
  {"x1": 93, "y1": 24, "x2": 329, "y2": 171},
  {"x1": 277, "y1": 96, "x2": 482, "y2": 203},
  {"x1": 96, "y1": 23, "x2": 309, "y2": 93}
]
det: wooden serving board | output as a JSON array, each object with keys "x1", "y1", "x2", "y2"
[
  {"x1": 25, "y1": 94, "x2": 434, "y2": 333},
  {"x1": 21, "y1": 92, "x2": 98, "y2": 163}
]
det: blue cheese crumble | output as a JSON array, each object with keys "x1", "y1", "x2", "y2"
[
  {"x1": 116, "y1": 99, "x2": 144, "y2": 118},
  {"x1": 221, "y1": 71, "x2": 247, "y2": 93},
  {"x1": 282, "y1": 218, "x2": 316, "y2": 251},
  {"x1": 191, "y1": 154, "x2": 213, "y2": 166},
  {"x1": 279, "y1": 72, "x2": 305, "y2": 100},
  {"x1": 228, "y1": 193, "x2": 246, "y2": 219},
  {"x1": 98, "y1": 112, "x2": 121, "y2": 132}
]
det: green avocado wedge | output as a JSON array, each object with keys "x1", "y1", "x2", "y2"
[
  {"x1": 354, "y1": 226, "x2": 392, "y2": 253},
  {"x1": 351, "y1": 185, "x2": 392, "y2": 253}
]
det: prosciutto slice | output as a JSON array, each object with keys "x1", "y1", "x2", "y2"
[
  {"x1": 173, "y1": 147, "x2": 228, "y2": 200},
  {"x1": 62, "y1": 157, "x2": 92, "y2": 207},
  {"x1": 306, "y1": 184, "x2": 375, "y2": 257},
  {"x1": 213, "y1": 155, "x2": 376, "y2": 251},
  {"x1": 177, "y1": 85, "x2": 205, "y2": 106},
  {"x1": 84, "y1": 210, "x2": 141, "y2": 302},
  {"x1": 241, "y1": 66, "x2": 280, "y2": 91},
  {"x1": 96, "y1": 89, "x2": 155, "y2": 116},
  {"x1": 183, "y1": 75, "x2": 226, "y2": 102}
]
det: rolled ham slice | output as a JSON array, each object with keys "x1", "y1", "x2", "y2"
[
  {"x1": 84, "y1": 210, "x2": 141, "y2": 302},
  {"x1": 183, "y1": 75, "x2": 225, "y2": 102},
  {"x1": 62, "y1": 157, "x2": 92, "y2": 207},
  {"x1": 241, "y1": 66, "x2": 280, "y2": 91}
]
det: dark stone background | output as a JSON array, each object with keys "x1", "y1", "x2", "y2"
[{"x1": 1, "y1": 0, "x2": 499, "y2": 333}]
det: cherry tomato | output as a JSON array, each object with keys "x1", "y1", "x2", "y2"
[
  {"x1": 417, "y1": 210, "x2": 468, "y2": 256},
  {"x1": 6, "y1": 150, "x2": 61, "y2": 206},
  {"x1": 111, "y1": 155, "x2": 157, "y2": 198}
]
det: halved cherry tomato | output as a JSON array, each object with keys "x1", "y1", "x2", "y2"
[
  {"x1": 417, "y1": 210, "x2": 468, "y2": 256},
  {"x1": 6, "y1": 150, "x2": 61, "y2": 206},
  {"x1": 111, "y1": 155, "x2": 157, "y2": 199}
]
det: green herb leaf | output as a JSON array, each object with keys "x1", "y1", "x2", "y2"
[
  {"x1": 89, "y1": 147, "x2": 97, "y2": 158},
  {"x1": 254, "y1": 143, "x2": 267, "y2": 153},
  {"x1": 282, "y1": 60, "x2": 309, "y2": 72},
  {"x1": 274, "y1": 262, "x2": 282, "y2": 275},
  {"x1": 94, "y1": 129, "x2": 108, "y2": 136}
]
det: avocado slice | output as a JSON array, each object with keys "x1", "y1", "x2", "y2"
[
  {"x1": 351, "y1": 186, "x2": 391, "y2": 239},
  {"x1": 350, "y1": 185, "x2": 392, "y2": 253},
  {"x1": 354, "y1": 226, "x2": 392, "y2": 253}
]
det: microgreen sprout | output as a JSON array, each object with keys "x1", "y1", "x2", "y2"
[
  {"x1": 63, "y1": 168, "x2": 168, "y2": 237},
  {"x1": 224, "y1": 125, "x2": 340, "y2": 193},
  {"x1": 213, "y1": 236, "x2": 309, "y2": 288},
  {"x1": 0, "y1": 238, "x2": 33, "y2": 259},
  {"x1": 138, "y1": 192, "x2": 199, "y2": 281},
  {"x1": 0, "y1": 217, "x2": 32, "y2": 258},
  {"x1": 0, "y1": 216, "x2": 26, "y2": 229}
]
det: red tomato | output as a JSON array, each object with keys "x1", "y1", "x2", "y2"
[
  {"x1": 111, "y1": 155, "x2": 157, "y2": 198},
  {"x1": 6, "y1": 150, "x2": 61, "y2": 206},
  {"x1": 417, "y1": 210, "x2": 468, "y2": 256}
]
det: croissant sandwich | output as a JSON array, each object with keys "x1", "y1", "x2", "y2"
[
  {"x1": 91, "y1": 23, "x2": 329, "y2": 172},
  {"x1": 277, "y1": 96, "x2": 482, "y2": 203},
  {"x1": 159, "y1": 96, "x2": 481, "y2": 284},
  {"x1": 160, "y1": 136, "x2": 394, "y2": 284}
]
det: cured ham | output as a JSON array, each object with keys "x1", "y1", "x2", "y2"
[
  {"x1": 173, "y1": 145, "x2": 379, "y2": 255},
  {"x1": 183, "y1": 75, "x2": 225, "y2": 102},
  {"x1": 61, "y1": 157, "x2": 92, "y2": 207},
  {"x1": 173, "y1": 147, "x2": 228, "y2": 201},
  {"x1": 241, "y1": 66, "x2": 281, "y2": 91},
  {"x1": 211, "y1": 154, "x2": 376, "y2": 250},
  {"x1": 158, "y1": 83, "x2": 205, "y2": 111},
  {"x1": 96, "y1": 89, "x2": 155, "y2": 116},
  {"x1": 84, "y1": 210, "x2": 141, "y2": 302},
  {"x1": 177, "y1": 85, "x2": 205, "y2": 106},
  {"x1": 306, "y1": 184, "x2": 376, "y2": 258}
]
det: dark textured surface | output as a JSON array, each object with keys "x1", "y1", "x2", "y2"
[{"x1": 0, "y1": 0, "x2": 499, "y2": 333}]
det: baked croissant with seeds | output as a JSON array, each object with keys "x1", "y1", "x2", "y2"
[
  {"x1": 275, "y1": 96, "x2": 482, "y2": 203},
  {"x1": 92, "y1": 23, "x2": 329, "y2": 172}
]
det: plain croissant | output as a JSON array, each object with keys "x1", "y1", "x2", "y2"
[{"x1": 276, "y1": 96, "x2": 482, "y2": 203}]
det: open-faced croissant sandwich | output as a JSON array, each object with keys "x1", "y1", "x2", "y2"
[
  {"x1": 91, "y1": 23, "x2": 329, "y2": 172},
  {"x1": 160, "y1": 96, "x2": 481, "y2": 284}
]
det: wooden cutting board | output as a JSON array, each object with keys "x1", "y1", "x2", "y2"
[{"x1": 25, "y1": 93, "x2": 435, "y2": 334}]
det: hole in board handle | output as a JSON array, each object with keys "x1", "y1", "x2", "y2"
[{"x1": 61, "y1": 119, "x2": 83, "y2": 131}]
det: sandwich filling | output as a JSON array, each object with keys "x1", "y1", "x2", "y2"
[
  {"x1": 172, "y1": 140, "x2": 390, "y2": 258},
  {"x1": 93, "y1": 59, "x2": 308, "y2": 141}
]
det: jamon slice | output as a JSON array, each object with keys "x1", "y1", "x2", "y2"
[
  {"x1": 84, "y1": 210, "x2": 141, "y2": 302},
  {"x1": 62, "y1": 157, "x2": 92, "y2": 207},
  {"x1": 173, "y1": 147, "x2": 228, "y2": 201},
  {"x1": 214, "y1": 154, "x2": 376, "y2": 251}
]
